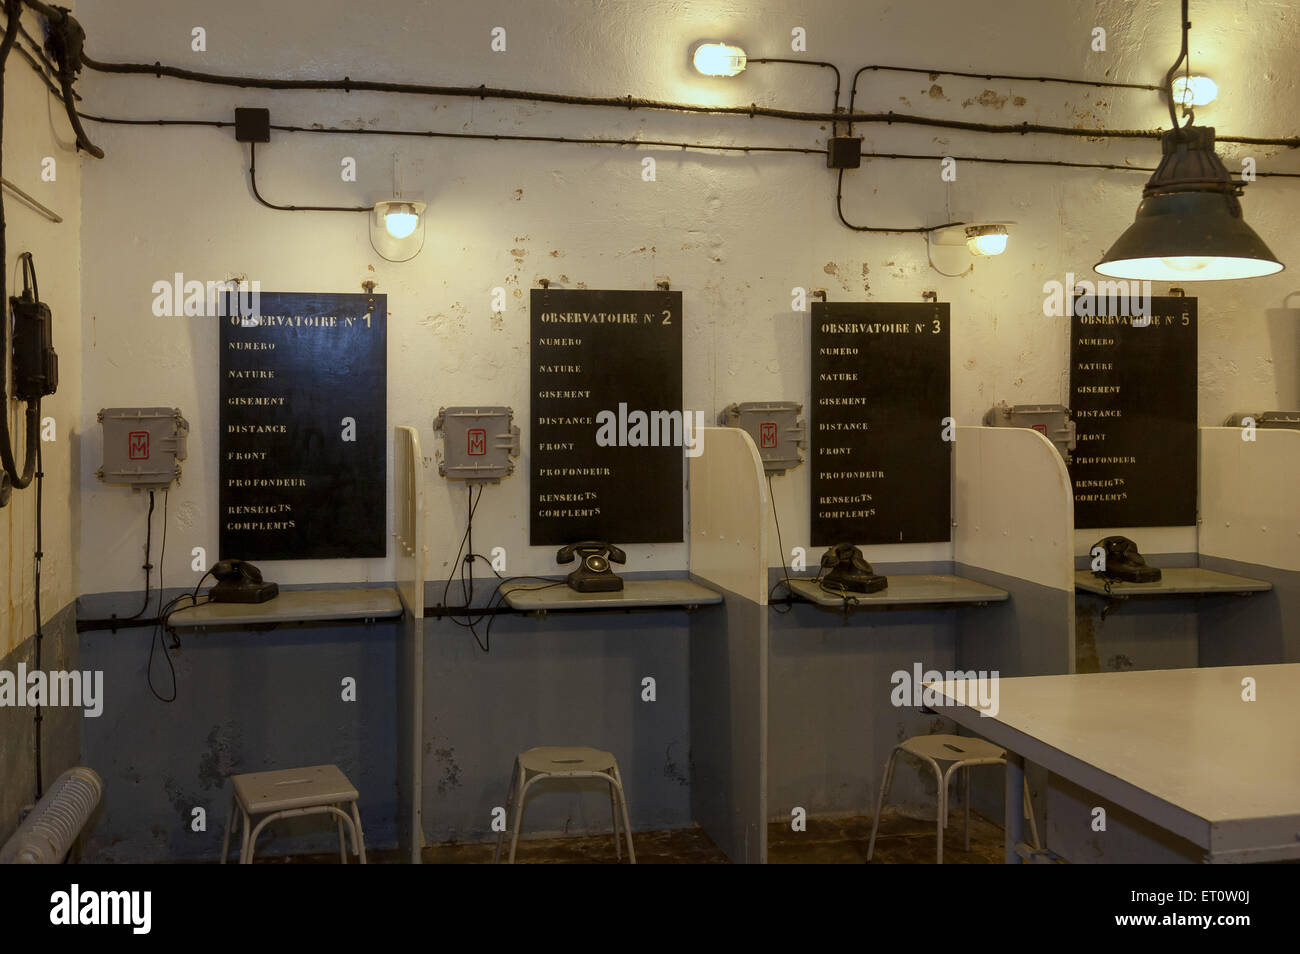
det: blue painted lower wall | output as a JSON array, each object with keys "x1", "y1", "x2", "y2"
[{"x1": 78, "y1": 590, "x2": 397, "y2": 862}]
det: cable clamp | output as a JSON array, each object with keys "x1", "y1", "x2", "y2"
[{"x1": 153, "y1": 61, "x2": 162, "y2": 78}]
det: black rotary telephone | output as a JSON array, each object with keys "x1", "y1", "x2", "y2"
[
  {"x1": 819, "y1": 543, "x2": 888, "y2": 594},
  {"x1": 1091, "y1": 536, "x2": 1162, "y2": 583},
  {"x1": 556, "y1": 541, "x2": 627, "y2": 593},
  {"x1": 209, "y1": 559, "x2": 280, "y2": 603}
]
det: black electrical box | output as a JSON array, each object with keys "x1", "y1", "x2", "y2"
[
  {"x1": 827, "y1": 136, "x2": 862, "y2": 169},
  {"x1": 10, "y1": 296, "x2": 57, "y2": 401},
  {"x1": 234, "y1": 107, "x2": 271, "y2": 143}
]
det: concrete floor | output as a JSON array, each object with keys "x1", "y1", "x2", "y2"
[{"x1": 249, "y1": 806, "x2": 1004, "y2": 863}]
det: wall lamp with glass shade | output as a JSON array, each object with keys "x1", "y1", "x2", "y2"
[
  {"x1": 368, "y1": 156, "x2": 426, "y2": 262},
  {"x1": 370, "y1": 199, "x2": 426, "y2": 262},
  {"x1": 925, "y1": 223, "x2": 1013, "y2": 277},
  {"x1": 693, "y1": 42, "x2": 747, "y2": 77},
  {"x1": 1096, "y1": 2, "x2": 1282, "y2": 282},
  {"x1": 929, "y1": 223, "x2": 1013, "y2": 255}
]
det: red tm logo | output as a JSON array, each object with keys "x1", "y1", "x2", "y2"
[
  {"x1": 467, "y1": 428, "x2": 487, "y2": 456},
  {"x1": 1031, "y1": 424, "x2": 1047, "y2": 435},
  {"x1": 128, "y1": 431, "x2": 150, "y2": 461},
  {"x1": 759, "y1": 422, "x2": 778, "y2": 449}
]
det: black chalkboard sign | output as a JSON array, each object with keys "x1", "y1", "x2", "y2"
[
  {"x1": 219, "y1": 292, "x2": 387, "y2": 560},
  {"x1": 1069, "y1": 296, "x2": 1197, "y2": 528},
  {"x1": 530, "y1": 288, "x2": 683, "y2": 545},
  {"x1": 810, "y1": 301, "x2": 951, "y2": 546}
]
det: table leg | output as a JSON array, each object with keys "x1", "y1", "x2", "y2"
[{"x1": 1004, "y1": 752, "x2": 1024, "y2": 864}]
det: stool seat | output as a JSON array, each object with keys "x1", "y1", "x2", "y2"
[
  {"x1": 518, "y1": 746, "x2": 618, "y2": 777},
  {"x1": 232, "y1": 765, "x2": 359, "y2": 813},
  {"x1": 897, "y1": 734, "x2": 1005, "y2": 764},
  {"x1": 221, "y1": 763, "x2": 367, "y2": 864}
]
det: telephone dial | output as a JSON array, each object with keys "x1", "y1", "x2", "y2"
[
  {"x1": 209, "y1": 559, "x2": 280, "y2": 603},
  {"x1": 556, "y1": 541, "x2": 627, "y2": 593},
  {"x1": 819, "y1": 543, "x2": 888, "y2": 594},
  {"x1": 1091, "y1": 536, "x2": 1162, "y2": 584}
]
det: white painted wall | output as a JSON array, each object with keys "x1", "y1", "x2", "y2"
[
  {"x1": 72, "y1": 0, "x2": 1300, "y2": 594},
  {"x1": 1, "y1": 2, "x2": 83, "y2": 655}
]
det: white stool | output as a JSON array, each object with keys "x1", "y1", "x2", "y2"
[
  {"x1": 494, "y1": 746, "x2": 635, "y2": 864},
  {"x1": 866, "y1": 734, "x2": 1040, "y2": 863},
  {"x1": 220, "y1": 764, "x2": 367, "y2": 864}
]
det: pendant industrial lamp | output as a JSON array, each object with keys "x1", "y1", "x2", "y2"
[{"x1": 1095, "y1": 0, "x2": 1283, "y2": 282}]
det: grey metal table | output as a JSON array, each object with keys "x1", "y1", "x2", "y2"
[
  {"x1": 1074, "y1": 568, "x2": 1272, "y2": 598},
  {"x1": 935, "y1": 664, "x2": 1300, "y2": 864},
  {"x1": 168, "y1": 587, "x2": 403, "y2": 629},
  {"x1": 499, "y1": 578, "x2": 722, "y2": 612},
  {"x1": 787, "y1": 574, "x2": 1009, "y2": 609}
]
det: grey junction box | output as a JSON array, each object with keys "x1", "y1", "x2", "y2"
[
  {"x1": 983, "y1": 402, "x2": 1076, "y2": 463},
  {"x1": 97, "y1": 407, "x2": 190, "y2": 490},
  {"x1": 718, "y1": 401, "x2": 807, "y2": 474},
  {"x1": 435, "y1": 406, "x2": 520, "y2": 483}
]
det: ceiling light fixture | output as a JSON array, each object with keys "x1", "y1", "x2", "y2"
[
  {"x1": 1095, "y1": 1, "x2": 1282, "y2": 282},
  {"x1": 692, "y1": 42, "x2": 747, "y2": 77},
  {"x1": 1171, "y1": 74, "x2": 1218, "y2": 108}
]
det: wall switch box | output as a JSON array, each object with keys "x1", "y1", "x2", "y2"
[
  {"x1": 718, "y1": 401, "x2": 807, "y2": 474},
  {"x1": 827, "y1": 136, "x2": 862, "y2": 169},
  {"x1": 984, "y1": 402, "x2": 1077, "y2": 463},
  {"x1": 235, "y1": 108, "x2": 271, "y2": 143},
  {"x1": 435, "y1": 406, "x2": 519, "y2": 483},
  {"x1": 97, "y1": 408, "x2": 190, "y2": 490}
]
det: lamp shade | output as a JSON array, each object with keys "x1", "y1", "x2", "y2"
[{"x1": 1096, "y1": 127, "x2": 1283, "y2": 282}]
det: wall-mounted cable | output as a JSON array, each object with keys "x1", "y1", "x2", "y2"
[
  {"x1": 70, "y1": 44, "x2": 1300, "y2": 147},
  {"x1": 72, "y1": 110, "x2": 1300, "y2": 181},
  {"x1": 248, "y1": 141, "x2": 371, "y2": 213},
  {"x1": 15, "y1": 0, "x2": 102, "y2": 156}
]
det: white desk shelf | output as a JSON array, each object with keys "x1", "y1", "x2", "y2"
[
  {"x1": 1074, "y1": 568, "x2": 1272, "y2": 599},
  {"x1": 786, "y1": 574, "x2": 1009, "y2": 610},
  {"x1": 499, "y1": 579, "x2": 722, "y2": 613},
  {"x1": 168, "y1": 587, "x2": 403, "y2": 629}
]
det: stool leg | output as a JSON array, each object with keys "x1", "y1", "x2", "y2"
[
  {"x1": 337, "y1": 803, "x2": 347, "y2": 864},
  {"x1": 494, "y1": 758, "x2": 519, "y2": 864},
  {"x1": 509, "y1": 773, "x2": 538, "y2": 865},
  {"x1": 612, "y1": 764, "x2": 635, "y2": 864},
  {"x1": 350, "y1": 800, "x2": 368, "y2": 864},
  {"x1": 609, "y1": 777, "x2": 622, "y2": 861},
  {"x1": 964, "y1": 765, "x2": 971, "y2": 852},
  {"x1": 930, "y1": 759, "x2": 948, "y2": 865},
  {"x1": 220, "y1": 793, "x2": 236, "y2": 864},
  {"x1": 1023, "y1": 778, "x2": 1042, "y2": 851},
  {"x1": 866, "y1": 748, "x2": 900, "y2": 861},
  {"x1": 240, "y1": 807, "x2": 253, "y2": 864}
]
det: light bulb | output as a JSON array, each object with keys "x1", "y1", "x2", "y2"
[
  {"x1": 385, "y1": 205, "x2": 419, "y2": 239},
  {"x1": 693, "y1": 42, "x2": 747, "y2": 77},
  {"x1": 1160, "y1": 256, "x2": 1212, "y2": 273},
  {"x1": 1171, "y1": 75, "x2": 1218, "y2": 108},
  {"x1": 965, "y1": 225, "x2": 1009, "y2": 256}
]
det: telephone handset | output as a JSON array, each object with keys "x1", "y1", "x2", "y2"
[
  {"x1": 1091, "y1": 536, "x2": 1162, "y2": 583},
  {"x1": 209, "y1": 558, "x2": 280, "y2": 603},
  {"x1": 556, "y1": 541, "x2": 627, "y2": 593},
  {"x1": 819, "y1": 542, "x2": 888, "y2": 594}
]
